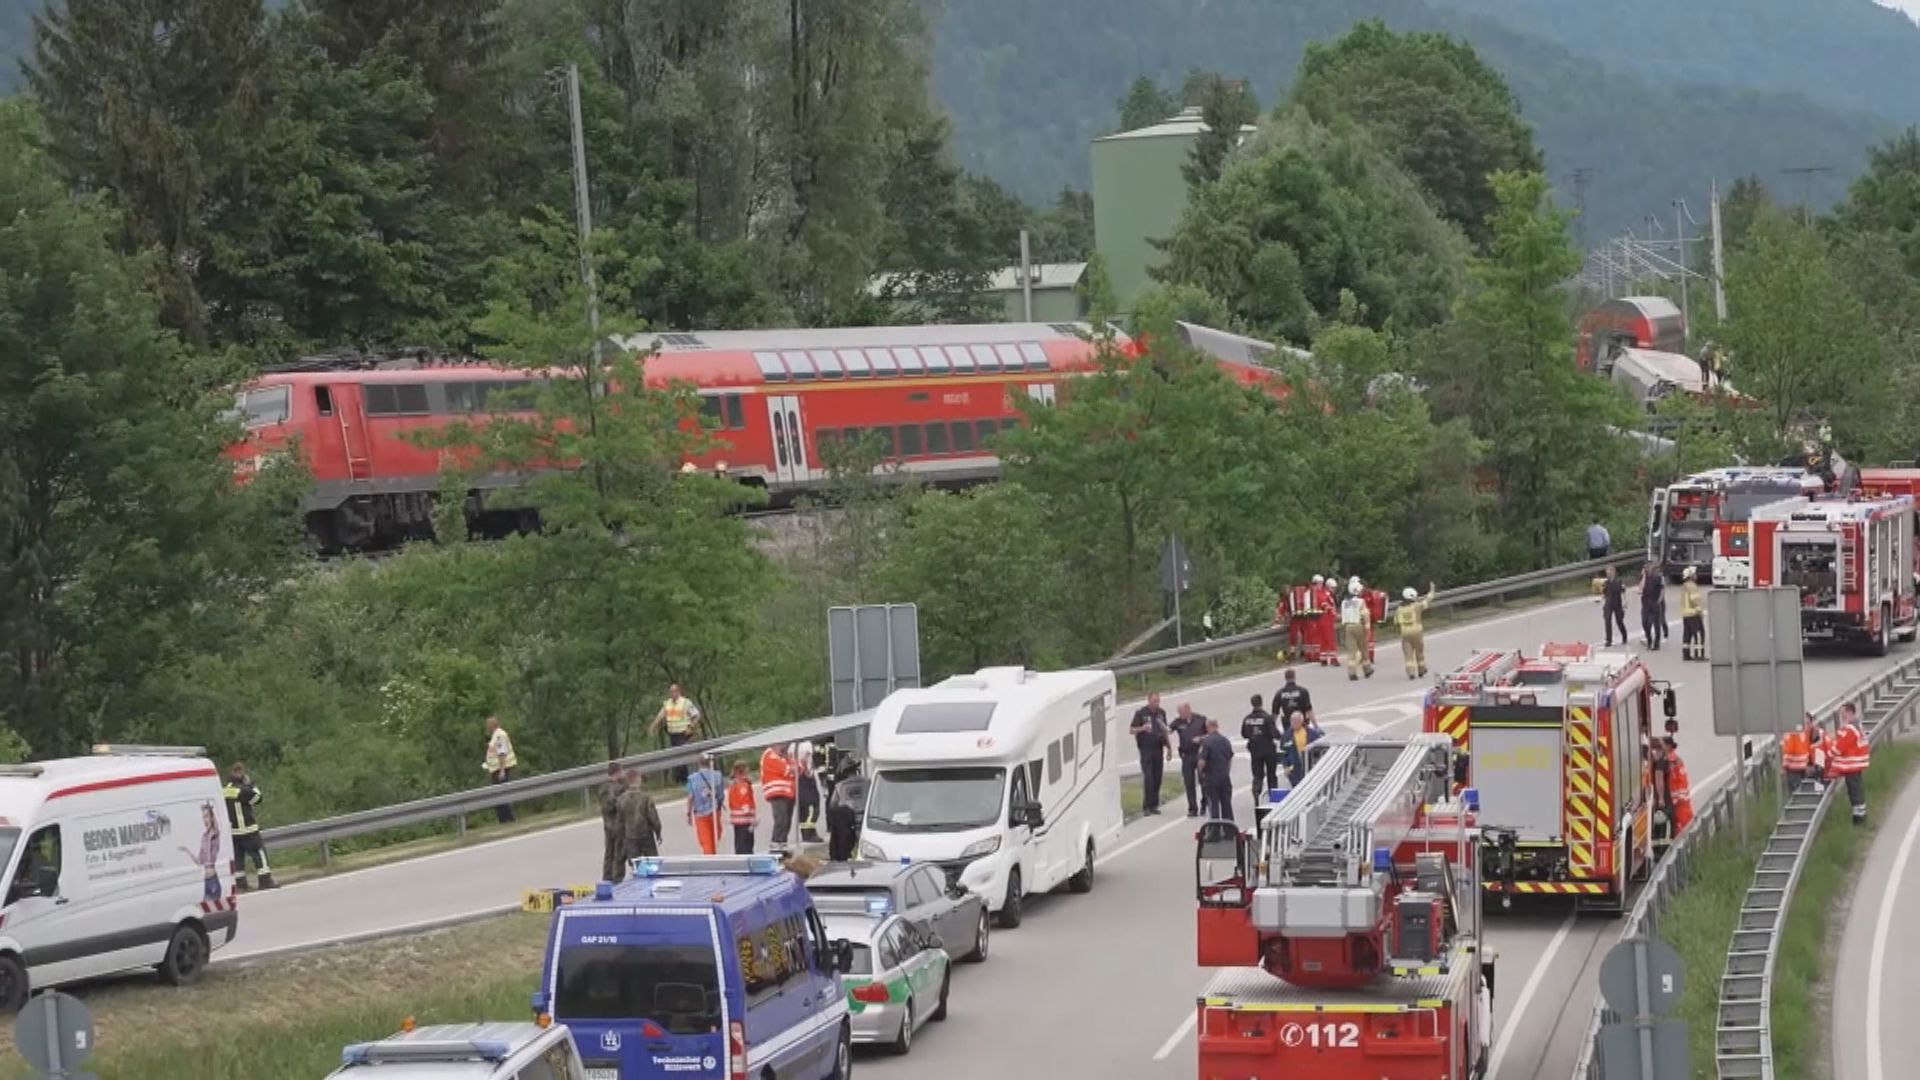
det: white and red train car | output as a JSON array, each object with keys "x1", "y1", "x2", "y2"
[{"x1": 225, "y1": 323, "x2": 1288, "y2": 551}]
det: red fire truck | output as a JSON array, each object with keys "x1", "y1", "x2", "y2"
[
  {"x1": 1741, "y1": 494, "x2": 1919, "y2": 655},
  {"x1": 1193, "y1": 734, "x2": 1496, "y2": 1079},
  {"x1": 1652, "y1": 464, "x2": 1838, "y2": 584},
  {"x1": 1422, "y1": 644, "x2": 1673, "y2": 911}
]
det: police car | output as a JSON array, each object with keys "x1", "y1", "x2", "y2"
[
  {"x1": 817, "y1": 898, "x2": 952, "y2": 1056},
  {"x1": 534, "y1": 855, "x2": 857, "y2": 1080},
  {"x1": 329, "y1": 1021, "x2": 588, "y2": 1078}
]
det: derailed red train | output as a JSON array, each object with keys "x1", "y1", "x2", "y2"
[{"x1": 226, "y1": 322, "x2": 1290, "y2": 552}]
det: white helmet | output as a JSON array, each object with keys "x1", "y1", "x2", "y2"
[
  {"x1": 1349, "y1": 581, "x2": 1362, "y2": 596},
  {"x1": 1311, "y1": 574, "x2": 1324, "y2": 585},
  {"x1": 1403, "y1": 587, "x2": 1417, "y2": 601}
]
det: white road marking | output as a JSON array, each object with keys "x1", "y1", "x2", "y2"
[
  {"x1": 1097, "y1": 809, "x2": 1200, "y2": 865},
  {"x1": 1153, "y1": 1011, "x2": 1199, "y2": 1060},
  {"x1": 1866, "y1": 797, "x2": 1920, "y2": 1080},
  {"x1": 1486, "y1": 910, "x2": 1577, "y2": 1079}
]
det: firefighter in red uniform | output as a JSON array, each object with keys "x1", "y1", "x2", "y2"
[
  {"x1": 759, "y1": 743, "x2": 797, "y2": 850},
  {"x1": 1663, "y1": 736, "x2": 1694, "y2": 833},
  {"x1": 1828, "y1": 703, "x2": 1871, "y2": 824}
]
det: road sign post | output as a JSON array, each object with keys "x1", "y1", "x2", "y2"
[
  {"x1": 827, "y1": 604, "x2": 922, "y2": 728},
  {"x1": 1708, "y1": 586, "x2": 1805, "y2": 845},
  {"x1": 15, "y1": 991, "x2": 96, "y2": 1079},
  {"x1": 1160, "y1": 536, "x2": 1193, "y2": 647},
  {"x1": 1597, "y1": 936, "x2": 1686, "y2": 1080}
]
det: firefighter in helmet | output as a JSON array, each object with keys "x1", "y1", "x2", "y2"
[
  {"x1": 1339, "y1": 579, "x2": 1374, "y2": 681},
  {"x1": 1395, "y1": 583, "x2": 1437, "y2": 679}
]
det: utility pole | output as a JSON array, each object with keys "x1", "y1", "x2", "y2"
[
  {"x1": 1709, "y1": 180, "x2": 1728, "y2": 322},
  {"x1": 1673, "y1": 200, "x2": 1690, "y2": 340},
  {"x1": 1567, "y1": 166, "x2": 1597, "y2": 253},
  {"x1": 1019, "y1": 228, "x2": 1034, "y2": 322},
  {"x1": 1781, "y1": 165, "x2": 1832, "y2": 227},
  {"x1": 566, "y1": 64, "x2": 604, "y2": 384}
]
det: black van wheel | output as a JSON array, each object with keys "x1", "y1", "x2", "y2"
[
  {"x1": 1068, "y1": 840, "x2": 1095, "y2": 893},
  {"x1": 157, "y1": 923, "x2": 209, "y2": 986},
  {"x1": 889, "y1": 1001, "x2": 914, "y2": 1055},
  {"x1": 996, "y1": 869, "x2": 1023, "y2": 929},
  {"x1": 0, "y1": 955, "x2": 27, "y2": 1012},
  {"x1": 931, "y1": 969, "x2": 951, "y2": 1022},
  {"x1": 827, "y1": 1023, "x2": 852, "y2": 1079}
]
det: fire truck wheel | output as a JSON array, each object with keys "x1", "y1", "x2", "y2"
[
  {"x1": 996, "y1": 869, "x2": 1024, "y2": 929},
  {"x1": 1067, "y1": 840, "x2": 1095, "y2": 893},
  {"x1": 1871, "y1": 606, "x2": 1891, "y2": 656},
  {"x1": 889, "y1": 1001, "x2": 914, "y2": 1055}
]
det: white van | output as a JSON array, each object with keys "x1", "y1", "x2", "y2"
[
  {"x1": 0, "y1": 745, "x2": 237, "y2": 1009},
  {"x1": 857, "y1": 667, "x2": 1122, "y2": 928}
]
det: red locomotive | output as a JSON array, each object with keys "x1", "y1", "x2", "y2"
[{"x1": 225, "y1": 322, "x2": 1290, "y2": 552}]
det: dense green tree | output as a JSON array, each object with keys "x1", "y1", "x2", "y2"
[
  {"x1": 27, "y1": 0, "x2": 282, "y2": 344},
  {"x1": 1291, "y1": 21, "x2": 1541, "y2": 246},
  {"x1": 1116, "y1": 75, "x2": 1180, "y2": 131},
  {"x1": 1427, "y1": 171, "x2": 1638, "y2": 565},
  {"x1": 1182, "y1": 74, "x2": 1260, "y2": 190},
  {"x1": 878, "y1": 486, "x2": 1065, "y2": 674},
  {"x1": 0, "y1": 99, "x2": 300, "y2": 756},
  {"x1": 1156, "y1": 107, "x2": 1471, "y2": 344},
  {"x1": 866, "y1": 113, "x2": 1000, "y2": 323}
]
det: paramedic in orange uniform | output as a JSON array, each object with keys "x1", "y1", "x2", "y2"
[
  {"x1": 726, "y1": 762, "x2": 758, "y2": 855},
  {"x1": 1662, "y1": 737, "x2": 1694, "y2": 833}
]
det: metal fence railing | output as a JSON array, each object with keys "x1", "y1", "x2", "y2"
[
  {"x1": 262, "y1": 552, "x2": 1641, "y2": 865},
  {"x1": 1569, "y1": 653, "x2": 1920, "y2": 1079}
]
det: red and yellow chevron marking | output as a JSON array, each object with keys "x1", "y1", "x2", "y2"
[
  {"x1": 1566, "y1": 706, "x2": 1597, "y2": 877},
  {"x1": 1431, "y1": 705, "x2": 1469, "y2": 747},
  {"x1": 1594, "y1": 703, "x2": 1615, "y2": 877},
  {"x1": 1483, "y1": 881, "x2": 1611, "y2": 895}
]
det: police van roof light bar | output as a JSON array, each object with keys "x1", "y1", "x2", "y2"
[
  {"x1": 340, "y1": 1039, "x2": 513, "y2": 1065},
  {"x1": 632, "y1": 854, "x2": 779, "y2": 878}
]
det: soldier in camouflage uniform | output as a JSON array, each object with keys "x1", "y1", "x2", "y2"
[
  {"x1": 599, "y1": 764, "x2": 627, "y2": 882},
  {"x1": 619, "y1": 767, "x2": 664, "y2": 865}
]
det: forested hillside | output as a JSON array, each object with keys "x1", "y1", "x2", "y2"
[
  {"x1": 1436, "y1": 0, "x2": 1920, "y2": 125},
  {"x1": 929, "y1": 0, "x2": 1891, "y2": 238}
]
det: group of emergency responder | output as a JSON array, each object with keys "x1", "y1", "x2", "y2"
[
  {"x1": 1128, "y1": 669, "x2": 1329, "y2": 822},
  {"x1": 597, "y1": 738, "x2": 873, "y2": 881},
  {"x1": 1780, "y1": 701, "x2": 1874, "y2": 823},
  {"x1": 1285, "y1": 574, "x2": 1440, "y2": 681},
  {"x1": 1600, "y1": 564, "x2": 1708, "y2": 661}
]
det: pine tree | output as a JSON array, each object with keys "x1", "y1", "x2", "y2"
[{"x1": 1182, "y1": 75, "x2": 1259, "y2": 190}]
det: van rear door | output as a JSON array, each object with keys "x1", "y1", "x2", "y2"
[{"x1": 548, "y1": 911, "x2": 728, "y2": 1080}]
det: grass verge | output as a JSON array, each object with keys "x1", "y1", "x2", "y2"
[
  {"x1": 0, "y1": 915, "x2": 552, "y2": 1080},
  {"x1": 1769, "y1": 741, "x2": 1920, "y2": 1079},
  {"x1": 1664, "y1": 782, "x2": 1782, "y2": 1077}
]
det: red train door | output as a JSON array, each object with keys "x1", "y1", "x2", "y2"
[{"x1": 765, "y1": 395, "x2": 808, "y2": 486}]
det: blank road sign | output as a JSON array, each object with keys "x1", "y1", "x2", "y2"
[
  {"x1": 1707, "y1": 586, "x2": 1806, "y2": 739},
  {"x1": 828, "y1": 604, "x2": 921, "y2": 715}
]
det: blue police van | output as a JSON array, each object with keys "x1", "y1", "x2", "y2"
[{"x1": 533, "y1": 855, "x2": 856, "y2": 1080}]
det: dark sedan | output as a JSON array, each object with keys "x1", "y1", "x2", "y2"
[{"x1": 804, "y1": 860, "x2": 990, "y2": 963}]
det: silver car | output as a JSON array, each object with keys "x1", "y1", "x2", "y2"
[
  {"x1": 329, "y1": 1021, "x2": 588, "y2": 1079},
  {"x1": 805, "y1": 859, "x2": 991, "y2": 963},
  {"x1": 822, "y1": 911, "x2": 952, "y2": 1056}
]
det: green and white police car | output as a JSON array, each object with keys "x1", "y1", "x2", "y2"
[{"x1": 818, "y1": 896, "x2": 952, "y2": 1057}]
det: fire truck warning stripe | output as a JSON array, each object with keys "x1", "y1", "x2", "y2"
[
  {"x1": 1568, "y1": 794, "x2": 1593, "y2": 819},
  {"x1": 1570, "y1": 772, "x2": 1594, "y2": 798},
  {"x1": 1199, "y1": 1000, "x2": 1414, "y2": 1014},
  {"x1": 1483, "y1": 881, "x2": 1609, "y2": 894}
]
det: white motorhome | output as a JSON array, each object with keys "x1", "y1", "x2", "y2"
[
  {"x1": 857, "y1": 667, "x2": 1122, "y2": 928},
  {"x1": 0, "y1": 746, "x2": 237, "y2": 1010}
]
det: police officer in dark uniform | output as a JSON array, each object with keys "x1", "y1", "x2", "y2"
[
  {"x1": 1241, "y1": 694, "x2": 1280, "y2": 803},
  {"x1": 827, "y1": 757, "x2": 869, "y2": 862},
  {"x1": 1170, "y1": 703, "x2": 1207, "y2": 817},
  {"x1": 1128, "y1": 692, "x2": 1171, "y2": 815},
  {"x1": 1273, "y1": 669, "x2": 1313, "y2": 727},
  {"x1": 1197, "y1": 717, "x2": 1237, "y2": 823}
]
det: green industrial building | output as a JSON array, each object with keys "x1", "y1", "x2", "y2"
[{"x1": 1091, "y1": 106, "x2": 1256, "y2": 315}]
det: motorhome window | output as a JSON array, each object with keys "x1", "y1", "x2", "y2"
[
  {"x1": 1046, "y1": 741, "x2": 1062, "y2": 784},
  {"x1": 1009, "y1": 766, "x2": 1030, "y2": 815},
  {"x1": 1025, "y1": 760, "x2": 1042, "y2": 795},
  {"x1": 0, "y1": 828, "x2": 20, "y2": 898},
  {"x1": 895, "y1": 702, "x2": 997, "y2": 733},
  {"x1": 866, "y1": 767, "x2": 1007, "y2": 832},
  {"x1": 553, "y1": 944, "x2": 720, "y2": 1033},
  {"x1": 1077, "y1": 719, "x2": 1099, "y2": 766}
]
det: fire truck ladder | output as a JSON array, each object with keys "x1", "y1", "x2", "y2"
[{"x1": 1261, "y1": 734, "x2": 1457, "y2": 889}]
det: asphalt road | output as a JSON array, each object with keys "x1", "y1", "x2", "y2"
[
  {"x1": 1833, "y1": 740, "x2": 1920, "y2": 1080},
  {"x1": 219, "y1": 593, "x2": 1907, "y2": 1079}
]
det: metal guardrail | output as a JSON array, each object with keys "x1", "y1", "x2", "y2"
[
  {"x1": 1569, "y1": 653, "x2": 1920, "y2": 1079},
  {"x1": 262, "y1": 551, "x2": 1640, "y2": 864}
]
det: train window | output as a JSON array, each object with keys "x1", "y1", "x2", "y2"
[
  {"x1": 315, "y1": 386, "x2": 335, "y2": 417},
  {"x1": 781, "y1": 351, "x2": 817, "y2": 381},
  {"x1": 899, "y1": 425, "x2": 923, "y2": 456},
  {"x1": 975, "y1": 418, "x2": 998, "y2": 445},
  {"x1": 397, "y1": 384, "x2": 430, "y2": 414},
  {"x1": 364, "y1": 383, "x2": 430, "y2": 416},
  {"x1": 838, "y1": 349, "x2": 872, "y2": 377},
  {"x1": 1000, "y1": 418, "x2": 1019, "y2": 432},
  {"x1": 950, "y1": 421, "x2": 974, "y2": 452},
  {"x1": 892, "y1": 348, "x2": 924, "y2": 375},
  {"x1": 725, "y1": 395, "x2": 746, "y2": 429},
  {"x1": 907, "y1": 392, "x2": 930, "y2": 403},
  {"x1": 994, "y1": 344, "x2": 1023, "y2": 372},
  {"x1": 811, "y1": 349, "x2": 845, "y2": 379},
  {"x1": 939, "y1": 347, "x2": 968, "y2": 374},
  {"x1": 444, "y1": 382, "x2": 479, "y2": 413},
  {"x1": 925, "y1": 423, "x2": 949, "y2": 454},
  {"x1": 867, "y1": 348, "x2": 899, "y2": 375},
  {"x1": 1020, "y1": 342, "x2": 1050, "y2": 371},
  {"x1": 698, "y1": 395, "x2": 725, "y2": 429},
  {"x1": 229, "y1": 385, "x2": 290, "y2": 429},
  {"x1": 874, "y1": 427, "x2": 896, "y2": 456},
  {"x1": 971, "y1": 344, "x2": 999, "y2": 372},
  {"x1": 817, "y1": 428, "x2": 840, "y2": 448},
  {"x1": 755, "y1": 351, "x2": 789, "y2": 382}
]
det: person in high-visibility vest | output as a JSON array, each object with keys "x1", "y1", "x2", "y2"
[
  {"x1": 1395, "y1": 583, "x2": 1437, "y2": 679},
  {"x1": 1663, "y1": 737, "x2": 1694, "y2": 833},
  {"x1": 483, "y1": 716, "x2": 518, "y2": 824},
  {"x1": 1828, "y1": 704, "x2": 1871, "y2": 824},
  {"x1": 760, "y1": 743, "x2": 797, "y2": 849},
  {"x1": 1781, "y1": 728, "x2": 1810, "y2": 789},
  {"x1": 1679, "y1": 567, "x2": 1708, "y2": 661},
  {"x1": 223, "y1": 762, "x2": 276, "y2": 890},
  {"x1": 1339, "y1": 580, "x2": 1375, "y2": 681},
  {"x1": 650, "y1": 683, "x2": 703, "y2": 782},
  {"x1": 685, "y1": 753, "x2": 726, "y2": 855},
  {"x1": 1805, "y1": 715, "x2": 1829, "y2": 794},
  {"x1": 726, "y1": 762, "x2": 759, "y2": 855}
]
